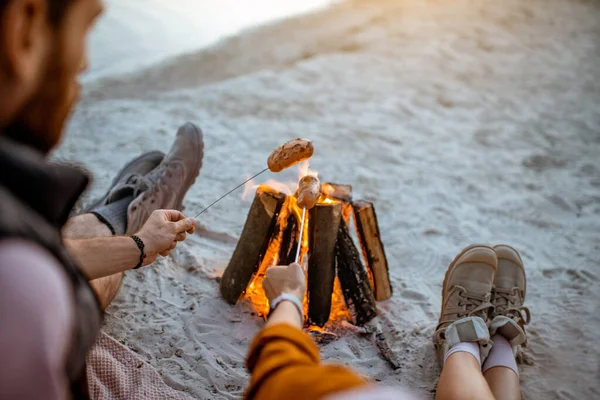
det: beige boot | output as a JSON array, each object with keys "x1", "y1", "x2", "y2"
[
  {"x1": 434, "y1": 244, "x2": 497, "y2": 364},
  {"x1": 126, "y1": 122, "x2": 204, "y2": 234},
  {"x1": 490, "y1": 245, "x2": 530, "y2": 351}
]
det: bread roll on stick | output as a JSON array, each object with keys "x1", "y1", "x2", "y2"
[{"x1": 267, "y1": 138, "x2": 314, "y2": 173}]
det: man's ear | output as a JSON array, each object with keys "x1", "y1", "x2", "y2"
[{"x1": 0, "y1": 0, "x2": 49, "y2": 85}]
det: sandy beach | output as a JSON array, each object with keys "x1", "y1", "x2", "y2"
[
  {"x1": 57, "y1": 0, "x2": 600, "y2": 398},
  {"x1": 85, "y1": 0, "x2": 333, "y2": 80}
]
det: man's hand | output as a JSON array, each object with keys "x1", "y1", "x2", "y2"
[
  {"x1": 262, "y1": 263, "x2": 306, "y2": 303},
  {"x1": 136, "y1": 210, "x2": 196, "y2": 265}
]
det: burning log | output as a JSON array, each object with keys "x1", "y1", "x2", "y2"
[
  {"x1": 322, "y1": 183, "x2": 354, "y2": 223},
  {"x1": 336, "y1": 219, "x2": 377, "y2": 326},
  {"x1": 221, "y1": 176, "x2": 391, "y2": 330},
  {"x1": 307, "y1": 203, "x2": 343, "y2": 327},
  {"x1": 321, "y1": 183, "x2": 353, "y2": 203},
  {"x1": 278, "y1": 211, "x2": 298, "y2": 266},
  {"x1": 353, "y1": 200, "x2": 392, "y2": 301},
  {"x1": 220, "y1": 189, "x2": 286, "y2": 304}
]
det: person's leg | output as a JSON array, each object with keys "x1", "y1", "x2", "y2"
[
  {"x1": 88, "y1": 272, "x2": 124, "y2": 311},
  {"x1": 63, "y1": 152, "x2": 161, "y2": 310},
  {"x1": 433, "y1": 245, "x2": 498, "y2": 400},
  {"x1": 482, "y1": 334, "x2": 521, "y2": 400},
  {"x1": 483, "y1": 244, "x2": 529, "y2": 400},
  {"x1": 63, "y1": 122, "x2": 204, "y2": 310},
  {"x1": 436, "y1": 352, "x2": 495, "y2": 400},
  {"x1": 63, "y1": 213, "x2": 124, "y2": 310},
  {"x1": 63, "y1": 137, "x2": 190, "y2": 309},
  {"x1": 63, "y1": 214, "x2": 112, "y2": 239},
  {"x1": 484, "y1": 367, "x2": 520, "y2": 400}
]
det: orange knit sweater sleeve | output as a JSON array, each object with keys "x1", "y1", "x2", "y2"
[{"x1": 245, "y1": 323, "x2": 367, "y2": 400}]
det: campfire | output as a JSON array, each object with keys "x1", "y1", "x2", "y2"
[{"x1": 220, "y1": 169, "x2": 392, "y2": 329}]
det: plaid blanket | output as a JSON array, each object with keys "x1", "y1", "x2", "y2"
[{"x1": 86, "y1": 332, "x2": 192, "y2": 400}]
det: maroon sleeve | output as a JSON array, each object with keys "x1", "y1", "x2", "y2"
[{"x1": 0, "y1": 239, "x2": 74, "y2": 400}]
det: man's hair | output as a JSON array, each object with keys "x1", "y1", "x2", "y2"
[{"x1": 0, "y1": 0, "x2": 74, "y2": 26}]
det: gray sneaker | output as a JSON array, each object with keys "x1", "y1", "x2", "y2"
[
  {"x1": 434, "y1": 244, "x2": 497, "y2": 364},
  {"x1": 86, "y1": 151, "x2": 165, "y2": 235},
  {"x1": 86, "y1": 151, "x2": 165, "y2": 211},
  {"x1": 489, "y1": 245, "x2": 530, "y2": 351},
  {"x1": 126, "y1": 122, "x2": 204, "y2": 234}
]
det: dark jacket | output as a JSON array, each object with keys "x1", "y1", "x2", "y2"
[{"x1": 0, "y1": 137, "x2": 102, "y2": 398}]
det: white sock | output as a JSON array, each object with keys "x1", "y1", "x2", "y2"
[
  {"x1": 482, "y1": 334, "x2": 519, "y2": 377},
  {"x1": 444, "y1": 342, "x2": 481, "y2": 366}
]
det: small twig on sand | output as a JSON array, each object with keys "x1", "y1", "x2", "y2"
[{"x1": 364, "y1": 321, "x2": 401, "y2": 370}]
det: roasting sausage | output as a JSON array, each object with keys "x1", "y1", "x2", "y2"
[
  {"x1": 267, "y1": 138, "x2": 314, "y2": 173},
  {"x1": 297, "y1": 175, "x2": 321, "y2": 209}
]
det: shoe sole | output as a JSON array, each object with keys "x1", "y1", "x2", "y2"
[
  {"x1": 439, "y1": 244, "x2": 497, "y2": 325},
  {"x1": 85, "y1": 150, "x2": 165, "y2": 211},
  {"x1": 173, "y1": 122, "x2": 204, "y2": 211},
  {"x1": 493, "y1": 244, "x2": 527, "y2": 300}
]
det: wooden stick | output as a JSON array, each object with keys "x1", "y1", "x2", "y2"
[
  {"x1": 195, "y1": 168, "x2": 269, "y2": 218},
  {"x1": 220, "y1": 189, "x2": 286, "y2": 304},
  {"x1": 369, "y1": 322, "x2": 401, "y2": 370},
  {"x1": 336, "y1": 219, "x2": 377, "y2": 326},
  {"x1": 307, "y1": 203, "x2": 342, "y2": 327},
  {"x1": 353, "y1": 200, "x2": 393, "y2": 301}
]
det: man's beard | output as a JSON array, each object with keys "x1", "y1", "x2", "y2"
[
  {"x1": 3, "y1": 60, "x2": 77, "y2": 155},
  {"x1": 3, "y1": 118, "x2": 52, "y2": 155}
]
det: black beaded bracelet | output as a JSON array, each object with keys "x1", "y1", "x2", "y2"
[{"x1": 130, "y1": 235, "x2": 145, "y2": 269}]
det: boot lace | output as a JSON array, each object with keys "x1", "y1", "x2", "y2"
[
  {"x1": 494, "y1": 287, "x2": 531, "y2": 327},
  {"x1": 117, "y1": 160, "x2": 183, "y2": 209},
  {"x1": 144, "y1": 160, "x2": 181, "y2": 185},
  {"x1": 105, "y1": 173, "x2": 153, "y2": 204},
  {"x1": 436, "y1": 286, "x2": 495, "y2": 333},
  {"x1": 125, "y1": 174, "x2": 155, "y2": 199}
]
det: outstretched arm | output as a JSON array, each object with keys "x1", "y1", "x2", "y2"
[
  {"x1": 65, "y1": 210, "x2": 196, "y2": 280},
  {"x1": 245, "y1": 263, "x2": 367, "y2": 400}
]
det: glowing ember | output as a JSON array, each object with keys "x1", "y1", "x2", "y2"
[
  {"x1": 221, "y1": 164, "x2": 389, "y2": 331},
  {"x1": 243, "y1": 178, "x2": 351, "y2": 327}
]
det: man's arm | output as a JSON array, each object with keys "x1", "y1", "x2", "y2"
[
  {"x1": 0, "y1": 239, "x2": 73, "y2": 400},
  {"x1": 65, "y1": 236, "x2": 142, "y2": 280},
  {"x1": 65, "y1": 209, "x2": 196, "y2": 280},
  {"x1": 245, "y1": 264, "x2": 367, "y2": 400}
]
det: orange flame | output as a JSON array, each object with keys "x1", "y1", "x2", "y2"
[
  {"x1": 242, "y1": 164, "x2": 351, "y2": 327},
  {"x1": 242, "y1": 162, "x2": 318, "y2": 201}
]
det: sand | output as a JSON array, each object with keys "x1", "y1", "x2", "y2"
[
  {"x1": 85, "y1": 0, "x2": 333, "y2": 80},
  {"x1": 55, "y1": 0, "x2": 600, "y2": 398}
]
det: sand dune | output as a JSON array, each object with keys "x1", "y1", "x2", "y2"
[{"x1": 59, "y1": 0, "x2": 600, "y2": 398}]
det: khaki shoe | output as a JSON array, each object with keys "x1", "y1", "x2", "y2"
[
  {"x1": 126, "y1": 122, "x2": 204, "y2": 234},
  {"x1": 434, "y1": 244, "x2": 497, "y2": 364},
  {"x1": 86, "y1": 151, "x2": 165, "y2": 211},
  {"x1": 86, "y1": 151, "x2": 165, "y2": 235},
  {"x1": 490, "y1": 245, "x2": 530, "y2": 350}
]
